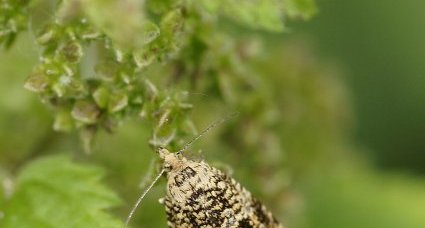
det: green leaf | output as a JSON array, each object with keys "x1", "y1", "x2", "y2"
[
  {"x1": 284, "y1": 0, "x2": 317, "y2": 20},
  {"x1": 198, "y1": 0, "x2": 285, "y2": 31},
  {"x1": 1, "y1": 156, "x2": 123, "y2": 228}
]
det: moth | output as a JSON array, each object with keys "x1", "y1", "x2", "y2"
[
  {"x1": 125, "y1": 115, "x2": 283, "y2": 228},
  {"x1": 157, "y1": 147, "x2": 282, "y2": 228}
]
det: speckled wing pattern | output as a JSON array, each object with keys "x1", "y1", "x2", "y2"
[{"x1": 162, "y1": 159, "x2": 282, "y2": 228}]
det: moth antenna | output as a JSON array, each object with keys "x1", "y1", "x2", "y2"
[
  {"x1": 177, "y1": 112, "x2": 239, "y2": 155},
  {"x1": 125, "y1": 169, "x2": 165, "y2": 228}
]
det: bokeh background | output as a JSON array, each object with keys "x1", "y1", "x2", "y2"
[
  {"x1": 1, "y1": 0, "x2": 424, "y2": 227},
  {"x1": 291, "y1": 0, "x2": 425, "y2": 174}
]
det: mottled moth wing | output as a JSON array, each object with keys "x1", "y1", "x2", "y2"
[{"x1": 162, "y1": 156, "x2": 282, "y2": 228}]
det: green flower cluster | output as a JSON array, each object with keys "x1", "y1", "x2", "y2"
[
  {"x1": 17, "y1": 0, "x2": 316, "y2": 151},
  {"x1": 22, "y1": 1, "x2": 193, "y2": 150}
]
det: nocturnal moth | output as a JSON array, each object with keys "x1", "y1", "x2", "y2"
[
  {"x1": 125, "y1": 115, "x2": 283, "y2": 228},
  {"x1": 158, "y1": 147, "x2": 282, "y2": 228}
]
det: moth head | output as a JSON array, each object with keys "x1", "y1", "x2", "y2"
[{"x1": 157, "y1": 147, "x2": 182, "y2": 171}]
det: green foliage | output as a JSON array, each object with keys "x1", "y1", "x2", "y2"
[
  {"x1": 285, "y1": 0, "x2": 317, "y2": 19},
  {"x1": 1, "y1": 0, "x2": 319, "y2": 226},
  {"x1": 198, "y1": 0, "x2": 285, "y2": 31},
  {"x1": 1, "y1": 156, "x2": 123, "y2": 228},
  {"x1": 0, "y1": 0, "x2": 31, "y2": 48},
  {"x1": 80, "y1": 0, "x2": 159, "y2": 51},
  {"x1": 23, "y1": 1, "x2": 188, "y2": 149},
  {"x1": 21, "y1": 0, "x2": 314, "y2": 151},
  {"x1": 3, "y1": 1, "x2": 425, "y2": 228}
]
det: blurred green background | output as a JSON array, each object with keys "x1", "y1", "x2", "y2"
[
  {"x1": 290, "y1": 0, "x2": 425, "y2": 174},
  {"x1": 1, "y1": 0, "x2": 425, "y2": 228}
]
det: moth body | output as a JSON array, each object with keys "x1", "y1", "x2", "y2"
[{"x1": 158, "y1": 148, "x2": 282, "y2": 228}]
